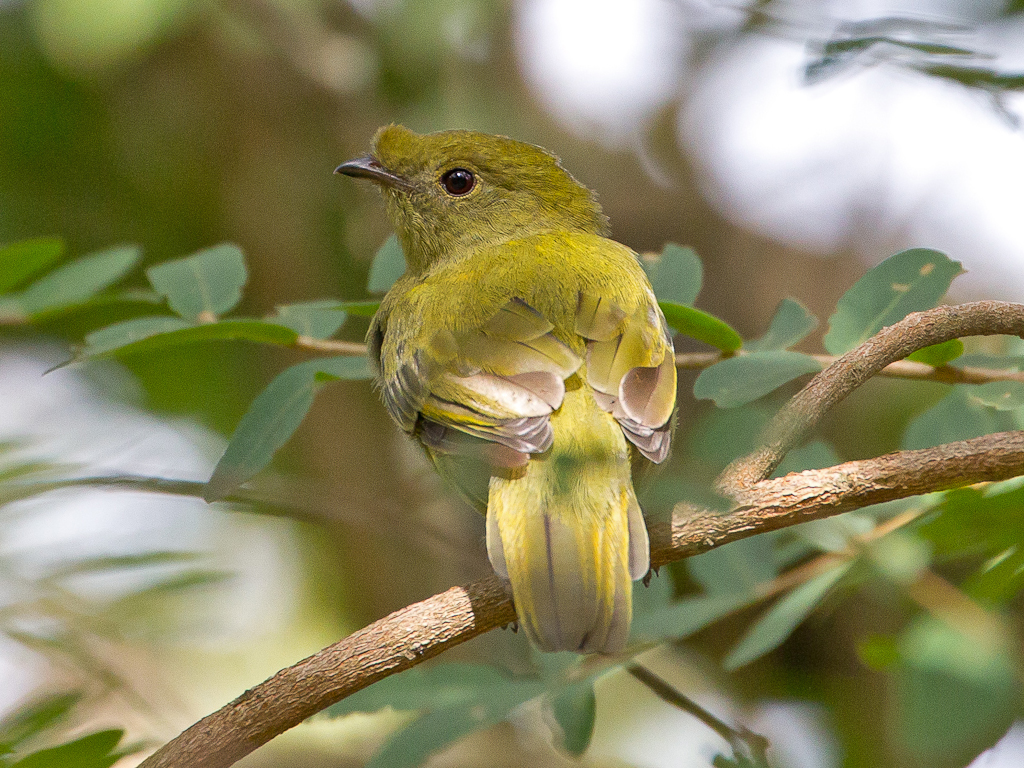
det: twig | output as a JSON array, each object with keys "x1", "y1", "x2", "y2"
[
  {"x1": 626, "y1": 663, "x2": 770, "y2": 764},
  {"x1": 136, "y1": 429, "x2": 1024, "y2": 768},
  {"x1": 294, "y1": 336, "x2": 367, "y2": 355},
  {"x1": 718, "y1": 301, "x2": 1024, "y2": 494},
  {"x1": 675, "y1": 350, "x2": 1024, "y2": 386}
]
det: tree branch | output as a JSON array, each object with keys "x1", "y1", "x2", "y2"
[
  {"x1": 137, "y1": 429, "x2": 1024, "y2": 768},
  {"x1": 718, "y1": 301, "x2": 1024, "y2": 493}
]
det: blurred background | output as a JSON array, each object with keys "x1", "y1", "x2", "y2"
[{"x1": 1, "y1": 0, "x2": 1024, "y2": 766}]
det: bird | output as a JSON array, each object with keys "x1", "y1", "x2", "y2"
[{"x1": 336, "y1": 125, "x2": 676, "y2": 653}]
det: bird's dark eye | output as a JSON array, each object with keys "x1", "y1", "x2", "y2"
[{"x1": 441, "y1": 168, "x2": 475, "y2": 196}]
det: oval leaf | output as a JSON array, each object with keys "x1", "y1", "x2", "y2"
[
  {"x1": 693, "y1": 350, "x2": 823, "y2": 408},
  {"x1": 902, "y1": 387, "x2": 1000, "y2": 451},
  {"x1": 723, "y1": 563, "x2": 851, "y2": 670},
  {"x1": 206, "y1": 356, "x2": 370, "y2": 500},
  {"x1": 643, "y1": 243, "x2": 702, "y2": 306},
  {"x1": 340, "y1": 299, "x2": 381, "y2": 317},
  {"x1": 659, "y1": 302, "x2": 742, "y2": 352},
  {"x1": 824, "y1": 248, "x2": 964, "y2": 355},
  {"x1": 746, "y1": 298, "x2": 818, "y2": 352},
  {"x1": 81, "y1": 319, "x2": 297, "y2": 361},
  {"x1": 326, "y1": 664, "x2": 518, "y2": 717},
  {"x1": 365, "y1": 682, "x2": 545, "y2": 768},
  {"x1": 906, "y1": 339, "x2": 964, "y2": 367},
  {"x1": 19, "y1": 245, "x2": 142, "y2": 316},
  {"x1": 146, "y1": 243, "x2": 248, "y2": 320},
  {"x1": 368, "y1": 235, "x2": 406, "y2": 293},
  {"x1": 631, "y1": 591, "x2": 758, "y2": 644},
  {"x1": 82, "y1": 316, "x2": 193, "y2": 357},
  {"x1": 549, "y1": 684, "x2": 597, "y2": 756},
  {"x1": 270, "y1": 300, "x2": 347, "y2": 338},
  {"x1": 0, "y1": 237, "x2": 64, "y2": 294},
  {"x1": 9, "y1": 728, "x2": 126, "y2": 768}
]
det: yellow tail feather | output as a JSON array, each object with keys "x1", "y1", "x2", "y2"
[{"x1": 486, "y1": 383, "x2": 649, "y2": 653}]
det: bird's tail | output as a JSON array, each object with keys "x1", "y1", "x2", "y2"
[{"x1": 485, "y1": 388, "x2": 649, "y2": 653}]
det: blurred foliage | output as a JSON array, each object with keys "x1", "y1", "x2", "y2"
[{"x1": 2, "y1": 1, "x2": 1024, "y2": 767}]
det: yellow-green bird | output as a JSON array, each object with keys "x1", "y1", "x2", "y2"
[{"x1": 336, "y1": 126, "x2": 676, "y2": 653}]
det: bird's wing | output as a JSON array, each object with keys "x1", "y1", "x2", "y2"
[
  {"x1": 576, "y1": 292, "x2": 677, "y2": 463},
  {"x1": 376, "y1": 297, "x2": 583, "y2": 469}
]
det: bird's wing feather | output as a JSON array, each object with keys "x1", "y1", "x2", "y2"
[
  {"x1": 377, "y1": 297, "x2": 583, "y2": 468},
  {"x1": 577, "y1": 293, "x2": 676, "y2": 463}
]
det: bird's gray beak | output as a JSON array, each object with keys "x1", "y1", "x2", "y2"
[{"x1": 334, "y1": 156, "x2": 413, "y2": 191}]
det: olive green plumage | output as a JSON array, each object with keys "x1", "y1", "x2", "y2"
[{"x1": 337, "y1": 125, "x2": 677, "y2": 653}]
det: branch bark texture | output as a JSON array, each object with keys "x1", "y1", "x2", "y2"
[{"x1": 718, "y1": 301, "x2": 1024, "y2": 492}]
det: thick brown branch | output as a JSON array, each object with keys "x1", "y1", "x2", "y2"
[
  {"x1": 718, "y1": 301, "x2": 1024, "y2": 493},
  {"x1": 137, "y1": 429, "x2": 1024, "y2": 768}
]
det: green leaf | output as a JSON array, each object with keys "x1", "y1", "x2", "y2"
[
  {"x1": 368, "y1": 697, "x2": 533, "y2": 768},
  {"x1": 80, "y1": 319, "x2": 297, "y2": 361},
  {"x1": 745, "y1": 298, "x2": 818, "y2": 352},
  {"x1": 0, "y1": 237, "x2": 64, "y2": 293},
  {"x1": 902, "y1": 387, "x2": 1000, "y2": 451},
  {"x1": 269, "y1": 301, "x2": 347, "y2": 338},
  {"x1": 548, "y1": 684, "x2": 596, "y2": 756},
  {"x1": 792, "y1": 512, "x2": 874, "y2": 553},
  {"x1": 823, "y1": 248, "x2": 964, "y2": 355},
  {"x1": 340, "y1": 300, "x2": 381, "y2": 317},
  {"x1": 146, "y1": 244, "x2": 247, "y2": 320},
  {"x1": 906, "y1": 339, "x2": 964, "y2": 366},
  {"x1": 919, "y1": 484, "x2": 1024, "y2": 559},
  {"x1": 325, "y1": 663, "x2": 547, "y2": 768},
  {"x1": 659, "y1": 302, "x2": 742, "y2": 352},
  {"x1": 205, "y1": 356, "x2": 371, "y2": 500},
  {"x1": 965, "y1": 546, "x2": 1024, "y2": 605},
  {"x1": 325, "y1": 664, "x2": 522, "y2": 717},
  {"x1": 688, "y1": 535, "x2": 777, "y2": 596},
  {"x1": 367, "y1": 235, "x2": 406, "y2": 293},
  {"x1": 966, "y1": 381, "x2": 1024, "y2": 411},
  {"x1": 0, "y1": 693, "x2": 82, "y2": 751},
  {"x1": 723, "y1": 563, "x2": 851, "y2": 670},
  {"x1": 895, "y1": 617, "x2": 1018, "y2": 765},
  {"x1": 643, "y1": 243, "x2": 702, "y2": 306},
  {"x1": 18, "y1": 245, "x2": 142, "y2": 316},
  {"x1": 9, "y1": 729, "x2": 126, "y2": 768},
  {"x1": 693, "y1": 351, "x2": 822, "y2": 408},
  {"x1": 631, "y1": 591, "x2": 757, "y2": 643},
  {"x1": 81, "y1": 317, "x2": 193, "y2": 356}
]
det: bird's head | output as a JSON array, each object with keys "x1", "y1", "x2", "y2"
[{"x1": 336, "y1": 125, "x2": 608, "y2": 272}]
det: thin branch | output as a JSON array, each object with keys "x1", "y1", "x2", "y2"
[
  {"x1": 136, "y1": 428, "x2": 1024, "y2": 768},
  {"x1": 675, "y1": 351, "x2": 1024, "y2": 386},
  {"x1": 627, "y1": 663, "x2": 770, "y2": 764},
  {"x1": 294, "y1": 336, "x2": 367, "y2": 355},
  {"x1": 718, "y1": 301, "x2": 1024, "y2": 493}
]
